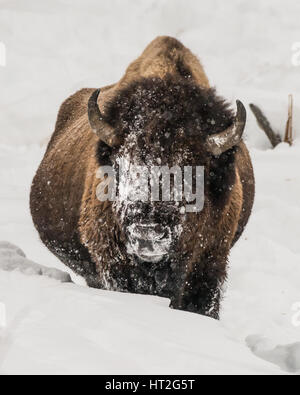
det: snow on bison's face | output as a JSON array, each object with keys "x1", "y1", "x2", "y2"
[
  {"x1": 112, "y1": 126, "x2": 193, "y2": 263},
  {"x1": 91, "y1": 77, "x2": 246, "y2": 263}
]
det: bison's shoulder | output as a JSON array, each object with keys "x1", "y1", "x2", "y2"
[
  {"x1": 45, "y1": 88, "x2": 95, "y2": 150},
  {"x1": 48, "y1": 85, "x2": 118, "y2": 150},
  {"x1": 55, "y1": 88, "x2": 94, "y2": 133}
]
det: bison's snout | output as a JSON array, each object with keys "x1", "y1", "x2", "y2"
[
  {"x1": 134, "y1": 224, "x2": 168, "y2": 241},
  {"x1": 126, "y1": 223, "x2": 173, "y2": 263}
]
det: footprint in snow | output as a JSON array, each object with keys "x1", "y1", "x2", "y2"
[{"x1": 246, "y1": 334, "x2": 300, "y2": 374}]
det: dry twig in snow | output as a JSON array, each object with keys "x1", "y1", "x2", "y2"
[
  {"x1": 249, "y1": 103, "x2": 282, "y2": 148},
  {"x1": 284, "y1": 94, "x2": 294, "y2": 146}
]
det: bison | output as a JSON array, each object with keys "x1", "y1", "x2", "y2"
[{"x1": 30, "y1": 36, "x2": 255, "y2": 319}]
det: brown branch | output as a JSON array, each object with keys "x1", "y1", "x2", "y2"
[
  {"x1": 284, "y1": 94, "x2": 293, "y2": 146},
  {"x1": 249, "y1": 103, "x2": 282, "y2": 148}
]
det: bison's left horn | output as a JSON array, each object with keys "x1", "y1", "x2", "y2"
[
  {"x1": 205, "y1": 100, "x2": 247, "y2": 156},
  {"x1": 88, "y1": 89, "x2": 121, "y2": 147}
]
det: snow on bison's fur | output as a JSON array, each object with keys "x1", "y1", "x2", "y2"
[{"x1": 30, "y1": 36, "x2": 254, "y2": 319}]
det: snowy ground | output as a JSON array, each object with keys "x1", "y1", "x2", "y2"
[{"x1": 1, "y1": 0, "x2": 300, "y2": 375}]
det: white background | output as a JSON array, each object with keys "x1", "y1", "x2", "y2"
[{"x1": 0, "y1": 0, "x2": 300, "y2": 374}]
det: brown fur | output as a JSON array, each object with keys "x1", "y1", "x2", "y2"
[{"x1": 30, "y1": 36, "x2": 255, "y2": 318}]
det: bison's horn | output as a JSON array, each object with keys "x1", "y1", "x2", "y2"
[
  {"x1": 205, "y1": 100, "x2": 247, "y2": 156},
  {"x1": 88, "y1": 89, "x2": 120, "y2": 147}
]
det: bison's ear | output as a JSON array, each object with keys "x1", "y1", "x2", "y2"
[
  {"x1": 88, "y1": 89, "x2": 121, "y2": 147},
  {"x1": 205, "y1": 100, "x2": 246, "y2": 156}
]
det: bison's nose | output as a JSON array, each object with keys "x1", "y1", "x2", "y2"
[
  {"x1": 126, "y1": 223, "x2": 173, "y2": 263},
  {"x1": 137, "y1": 238, "x2": 155, "y2": 252},
  {"x1": 133, "y1": 224, "x2": 169, "y2": 241}
]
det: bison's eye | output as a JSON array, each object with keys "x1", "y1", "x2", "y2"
[{"x1": 177, "y1": 128, "x2": 185, "y2": 138}]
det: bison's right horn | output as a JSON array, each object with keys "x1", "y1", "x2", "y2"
[
  {"x1": 205, "y1": 100, "x2": 247, "y2": 156},
  {"x1": 88, "y1": 89, "x2": 120, "y2": 147}
]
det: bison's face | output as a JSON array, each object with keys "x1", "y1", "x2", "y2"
[
  {"x1": 91, "y1": 77, "x2": 246, "y2": 263},
  {"x1": 112, "y1": 129, "x2": 192, "y2": 263}
]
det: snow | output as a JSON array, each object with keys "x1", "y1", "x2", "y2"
[
  {"x1": 0, "y1": 242, "x2": 71, "y2": 282},
  {"x1": 247, "y1": 335, "x2": 300, "y2": 374},
  {"x1": 0, "y1": 268, "x2": 282, "y2": 375},
  {"x1": 0, "y1": 0, "x2": 300, "y2": 375}
]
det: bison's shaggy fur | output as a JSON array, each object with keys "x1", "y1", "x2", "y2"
[{"x1": 30, "y1": 36, "x2": 255, "y2": 319}]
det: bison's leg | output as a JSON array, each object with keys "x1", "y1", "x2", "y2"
[
  {"x1": 170, "y1": 276, "x2": 222, "y2": 319},
  {"x1": 169, "y1": 252, "x2": 228, "y2": 319}
]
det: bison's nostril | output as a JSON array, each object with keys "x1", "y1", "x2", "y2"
[
  {"x1": 154, "y1": 224, "x2": 164, "y2": 234},
  {"x1": 138, "y1": 239, "x2": 154, "y2": 252},
  {"x1": 136, "y1": 224, "x2": 168, "y2": 240}
]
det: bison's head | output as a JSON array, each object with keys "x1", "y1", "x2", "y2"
[{"x1": 88, "y1": 76, "x2": 246, "y2": 263}]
